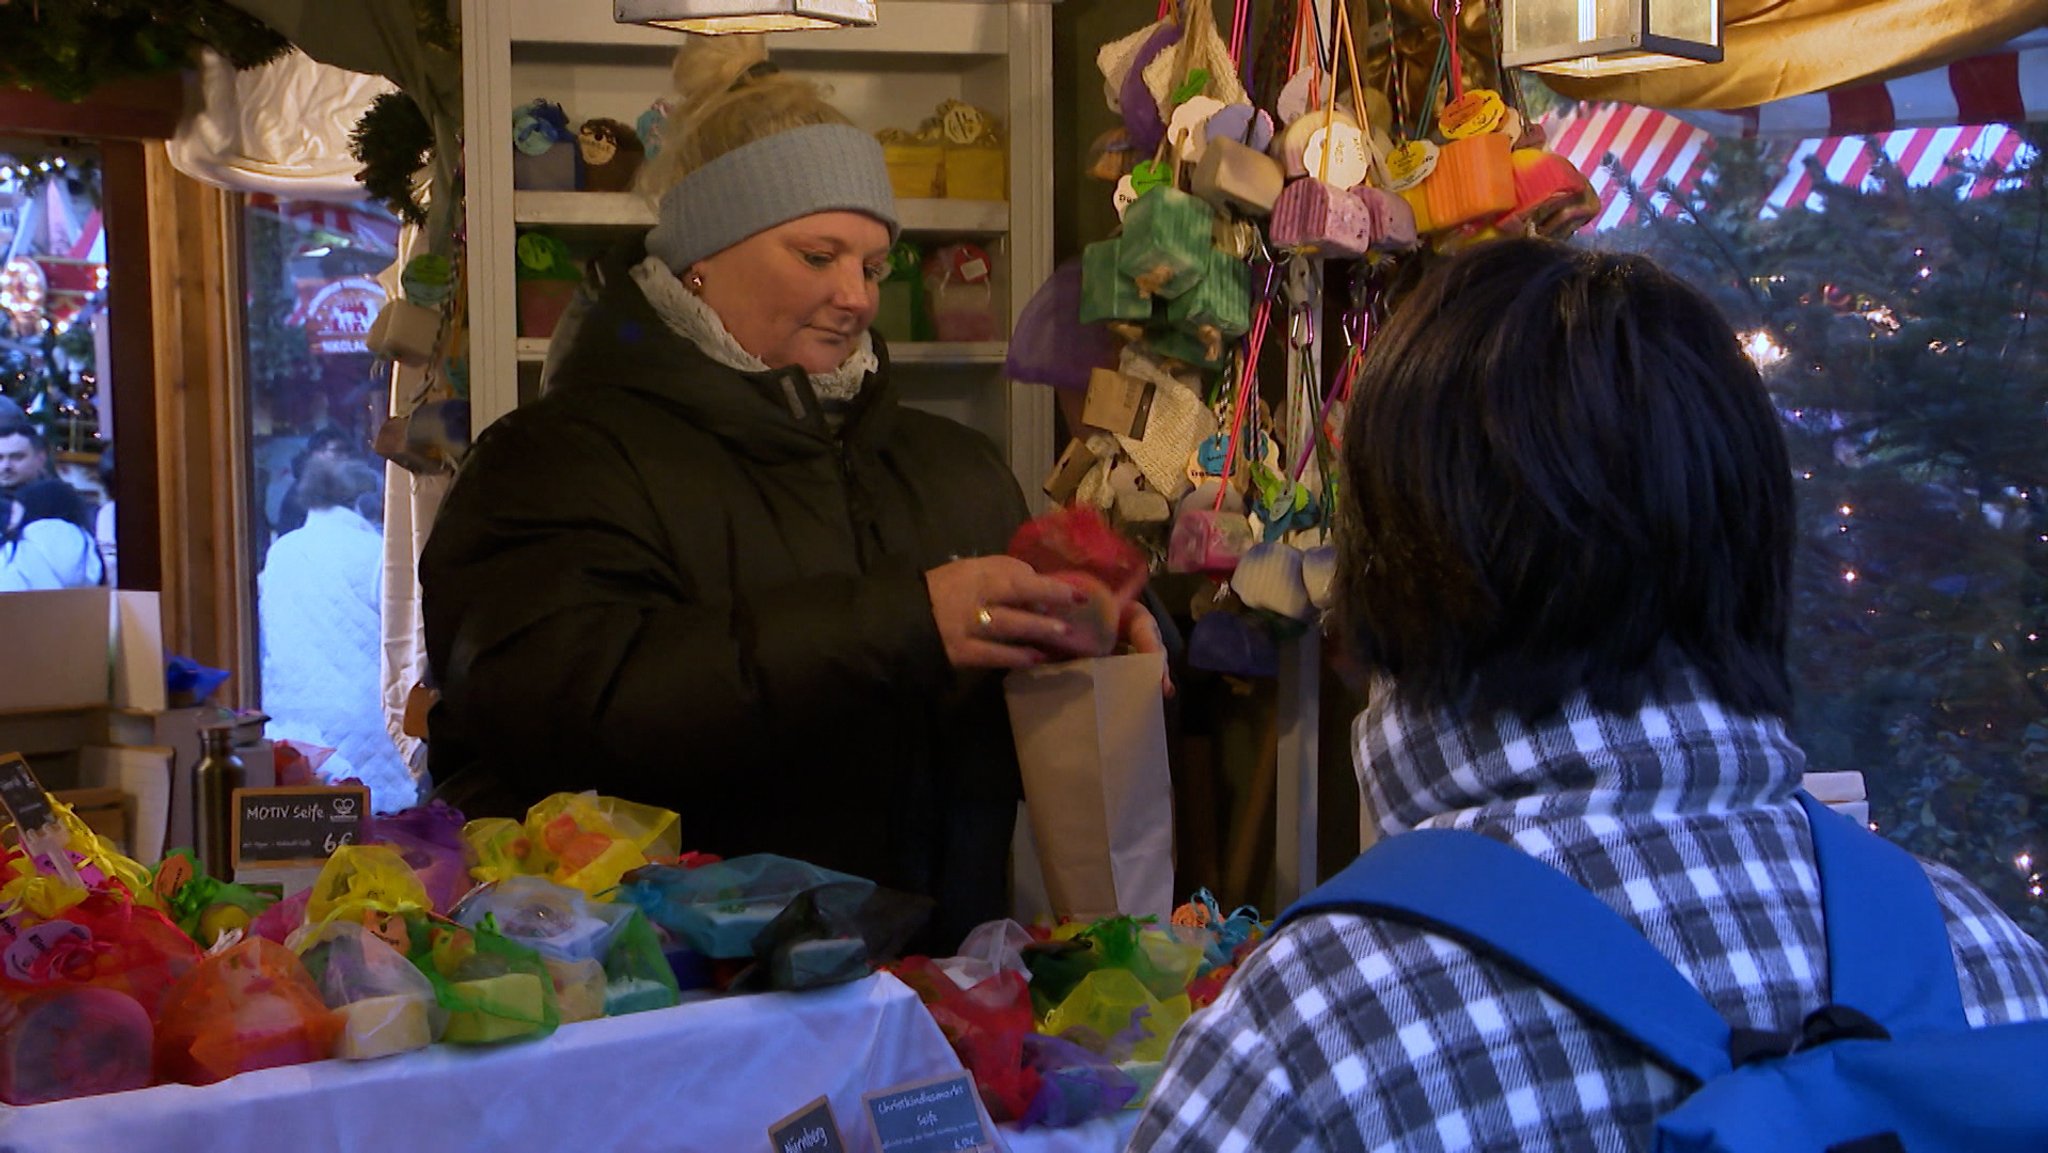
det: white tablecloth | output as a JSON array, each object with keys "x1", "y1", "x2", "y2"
[{"x1": 0, "y1": 973, "x2": 1018, "y2": 1153}]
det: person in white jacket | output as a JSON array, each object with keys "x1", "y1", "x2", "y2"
[
  {"x1": 258, "y1": 453, "x2": 415, "y2": 812},
  {"x1": 0, "y1": 482, "x2": 105, "y2": 592}
]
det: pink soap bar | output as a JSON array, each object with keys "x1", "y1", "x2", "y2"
[
  {"x1": 1270, "y1": 178, "x2": 1374, "y2": 258},
  {"x1": 1359, "y1": 187, "x2": 1419, "y2": 251},
  {"x1": 0, "y1": 986, "x2": 154, "y2": 1105}
]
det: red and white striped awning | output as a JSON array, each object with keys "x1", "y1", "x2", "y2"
[
  {"x1": 1544, "y1": 102, "x2": 1715, "y2": 231},
  {"x1": 1677, "y1": 30, "x2": 2048, "y2": 139},
  {"x1": 1766, "y1": 125, "x2": 2029, "y2": 214},
  {"x1": 1539, "y1": 33, "x2": 2046, "y2": 231},
  {"x1": 1543, "y1": 104, "x2": 2035, "y2": 229},
  {"x1": 248, "y1": 193, "x2": 400, "y2": 257}
]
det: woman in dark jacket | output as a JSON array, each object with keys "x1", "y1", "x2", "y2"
[{"x1": 420, "y1": 35, "x2": 1162, "y2": 949}]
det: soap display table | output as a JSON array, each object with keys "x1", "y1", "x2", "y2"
[{"x1": 0, "y1": 973, "x2": 1005, "y2": 1153}]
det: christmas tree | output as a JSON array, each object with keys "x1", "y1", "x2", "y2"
[{"x1": 1596, "y1": 122, "x2": 2048, "y2": 935}]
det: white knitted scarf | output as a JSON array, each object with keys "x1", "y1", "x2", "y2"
[{"x1": 631, "y1": 256, "x2": 876, "y2": 403}]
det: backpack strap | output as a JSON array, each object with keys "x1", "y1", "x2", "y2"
[
  {"x1": 1792, "y1": 791, "x2": 1966, "y2": 1035},
  {"x1": 1277, "y1": 826, "x2": 1732, "y2": 1085}
]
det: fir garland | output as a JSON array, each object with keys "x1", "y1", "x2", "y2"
[
  {"x1": 0, "y1": 1, "x2": 290, "y2": 103},
  {"x1": 350, "y1": 90, "x2": 434, "y2": 226}
]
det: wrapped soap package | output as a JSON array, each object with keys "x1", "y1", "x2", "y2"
[
  {"x1": 154, "y1": 938, "x2": 342, "y2": 1085},
  {"x1": 413, "y1": 920, "x2": 559, "y2": 1045},
  {"x1": 1078, "y1": 238, "x2": 1151, "y2": 326},
  {"x1": 0, "y1": 986, "x2": 154, "y2": 1104},
  {"x1": 453, "y1": 874, "x2": 630, "y2": 965},
  {"x1": 365, "y1": 801, "x2": 472, "y2": 915},
  {"x1": 1165, "y1": 247, "x2": 1252, "y2": 361},
  {"x1": 1116, "y1": 188, "x2": 1215, "y2": 300},
  {"x1": 294, "y1": 920, "x2": 444, "y2": 1060},
  {"x1": 618, "y1": 854, "x2": 873, "y2": 959}
]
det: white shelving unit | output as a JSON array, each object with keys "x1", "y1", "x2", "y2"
[{"x1": 462, "y1": 0, "x2": 1059, "y2": 504}]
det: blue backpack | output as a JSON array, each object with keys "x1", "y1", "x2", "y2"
[{"x1": 1277, "y1": 793, "x2": 2048, "y2": 1152}]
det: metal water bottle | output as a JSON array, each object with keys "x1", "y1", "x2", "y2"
[{"x1": 193, "y1": 723, "x2": 244, "y2": 879}]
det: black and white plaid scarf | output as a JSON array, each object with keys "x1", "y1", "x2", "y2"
[{"x1": 1132, "y1": 667, "x2": 2048, "y2": 1151}]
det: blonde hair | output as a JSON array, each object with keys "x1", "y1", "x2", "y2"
[{"x1": 637, "y1": 34, "x2": 852, "y2": 198}]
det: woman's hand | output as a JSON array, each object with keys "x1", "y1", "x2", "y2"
[
  {"x1": 1117, "y1": 598, "x2": 1175, "y2": 699},
  {"x1": 925, "y1": 556, "x2": 1091, "y2": 670}
]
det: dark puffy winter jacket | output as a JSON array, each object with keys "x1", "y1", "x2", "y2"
[{"x1": 421, "y1": 240, "x2": 1028, "y2": 948}]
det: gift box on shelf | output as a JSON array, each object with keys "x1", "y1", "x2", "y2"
[
  {"x1": 880, "y1": 130, "x2": 944, "y2": 199},
  {"x1": 945, "y1": 142, "x2": 1006, "y2": 201}
]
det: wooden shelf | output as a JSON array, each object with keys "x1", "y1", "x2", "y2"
[
  {"x1": 512, "y1": 192, "x2": 1009, "y2": 235},
  {"x1": 515, "y1": 336, "x2": 1004, "y2": 366}
]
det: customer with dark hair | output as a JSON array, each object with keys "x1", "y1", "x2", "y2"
[
  {"x1": 272, "y1": 426, "x2": 354, "y2": 538},
  {"x1": 0, "y1": 421, "x2": 87, "y2": 528},
  {"x1": 1132, "y1": 238, "x2": 2048, "y2": 1150},
  {"x1": 0, "y1": 477, "x2": 104, "y2": 591}
]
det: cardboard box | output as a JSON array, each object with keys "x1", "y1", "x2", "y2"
[
  {"x1": 1042, "y1": 438, "x2": 1099, "y2": 504},
  {"x1": 0, "y1": 590, "x2": 165, "y2": 713},
  {"x1": 1081, "y1": 368, "x2": 1155, "y2": 439}
]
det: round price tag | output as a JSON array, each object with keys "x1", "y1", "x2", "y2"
[
  {"x1": 1384, "y1": 140, "x2": 1440, "y2": 191},
  {"x1": 1113, "y1": 174, "x2": 1140, "y2": 219},
  {"x1": 1168, "y1": 95, "x2": 1226, "y2": 163},
  {"x1": 1130, "y1": 159, "x2": 1171, "y2": 195},
  {"x1": 1439, "y1": 88, "x2": 1509, "y2": 140},
  {"x1": 4, "y1": 920, "x2": 89, "y2": 983},
  {"x1": 1303, "y1": 123, "x2": 1370, "y2": 189},
  {"x1": 153, "y1": 854, "x2": 194, "y2": 903}
]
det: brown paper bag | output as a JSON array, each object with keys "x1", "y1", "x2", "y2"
[{"x1": 1003, "y1": 652, "x2": 1174, "y2": 921}]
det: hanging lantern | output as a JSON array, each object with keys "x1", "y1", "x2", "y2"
[
  {"x1": 1500, "y1": 0, "x2": 1721, "y2": 78},
  {"x1": 613, "y1": 0, "x2": 876, "y2": 34}
]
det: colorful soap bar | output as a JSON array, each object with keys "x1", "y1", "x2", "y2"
[
  {"x1": 1191, "y1": 137, "x2": 1285, "y2": 216},
  {"x1": 1079, "y1": 238, "x2": 1151, "y2": 325},
  {"x1": 1359, "y1": 187, "x2": 1420, "y2": 251},
  {"x1": 1116, "y1": 188, "x2": 1216, "y2": 300},
  {"x1": 0, "y1": 987, "x2": 153, "y2": 1104},
  {"x1": 1424, "y1": 132, "x2": 1516, "y2": 230},
  {"x1": 1167, "y1": 508, "x2": 1255, "y2": 576},
  {"x1": 335, "y1": 993, "x2": 434, "y2": 1059},
  {"x1": 1233, "y1": 541, "x2": 1313, "y2": 620},
  {"x1": 442, "y1": 973, "x2": 547, "y2": 1044},
  {"x1": 1270, "y1": 178, "x2": 1375, "y2": 258}
]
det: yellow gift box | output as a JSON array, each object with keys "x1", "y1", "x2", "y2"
[
  {"x1": 943, "y1": 143, "x2": 1006, "y2": 201},
  {"x1": 882, "y1": 138, "x2": 944, "y2": 199}
]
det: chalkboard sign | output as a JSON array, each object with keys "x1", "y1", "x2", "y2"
[
  {"x1": 0, "y1": 753, "x2": 55, "y2": 835},
  {"x1": 230, "y1": 785, "x2": 369, "y2": 869},
  {"x1": 768, "y1": 1096, "x2": 847, "y2": 1153},
  {"x1": 863, "y1": 1074, "x2": 991, "y2": 1153}
]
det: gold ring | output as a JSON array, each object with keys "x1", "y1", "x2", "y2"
[{"x1": 975, "y1": 606, "x2": 995, "y2": 635}]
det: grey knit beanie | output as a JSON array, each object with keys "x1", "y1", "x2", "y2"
[{"x1": 645, "y1": 122, "x2": 900, "y2": 271}]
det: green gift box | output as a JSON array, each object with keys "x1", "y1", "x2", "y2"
[
  {"x1": 1116, "y1": 187, "x2": 1215, "y2": 301},
  {"x1": 1166, "y1": 247, "x2": 1252, "y2": 361},
  {"x1": 1078, "y1": 238, "x2": 1150, "y2": 326}
]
